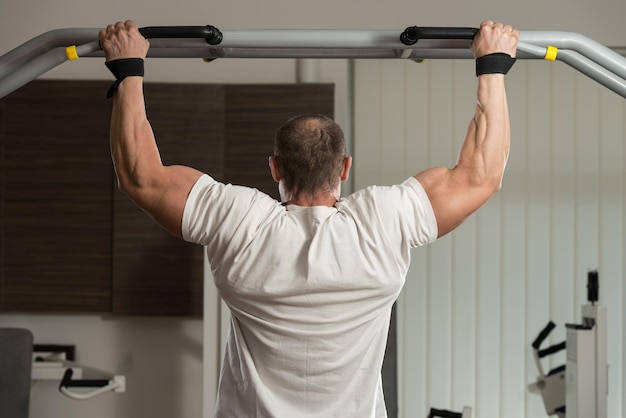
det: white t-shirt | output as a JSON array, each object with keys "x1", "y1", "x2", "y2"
[{"x1": 182, "y1": 175, "x2": 438, "y2": 418}]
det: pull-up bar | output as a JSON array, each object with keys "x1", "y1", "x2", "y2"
[{"x1": 1, "y1": 25, "x2": 625, "y2": 99}]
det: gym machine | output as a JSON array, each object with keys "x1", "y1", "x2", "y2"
[
  {"x1": 32, "y1": 344, "x2": 125, "y2": 400},
  {"x1": 1, "y1": 25, "x2": 626, "y2": 98},
  {"x1": 529, "y1": 271, "x2": 608, "y2": 418},
  {"x1": 0, "y1": 22, "x2": 621, "y2": 414},
  {"x1": 428, "y1": 406, "x2": 473, "y2": 418}
]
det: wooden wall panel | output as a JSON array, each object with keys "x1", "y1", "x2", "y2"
[
  {"x1": 223, "y1": 84, "x2": 335, "y2": 199},
  {"x1": 112, "y1": 83, "x2": 224, "y2": 316},
  {"x1": 1, "y1": 81, "x2": 335, "y2": 317},
  {"x1": 0, "y1": 80, "x2": 113, "y2": 312}
]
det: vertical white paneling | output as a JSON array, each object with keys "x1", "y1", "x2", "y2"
[
  {"x1": 499, "y1": 63, "x2": 528, "y2": 417},
  {"x1": 549, "y1": 63, "x2": 576, "y2": 372},
  {"x1": 623, "y1": 98, "x2": 626, "y2": 416},
  {"x1": 449, "y1": 217, "x2": 477, "y2": 409},
  {"x1": 378, "y1": 59, "x2": 408, "y2": 417},
  {"x1": 425, "y1": 60, "x2": 454, "y2": 410},
  {"x1": 599, "y1": 87, "x2": 624, "y2": 418},
  {"x1": 353, "y1": 57, "x2": 626, "y2": 418},
  {"x1": 475, "y1": 155, "x2": 502, "y2": 416},
  {"x1": 203, "y1": 263, "x2": 220, "y2": 417},
  {"x1": 574, "y1": 74, "x2": 600, "y2": 308},
  {"x1": 401, "y1": 59, "x2": 431, "y2": 418},
  {"x1": 449, "y1": 60, "x2": 478, "y2": 412},
  {"x1": 353, "y1": 60, "x2": 382, "y2": 190},
  {"x1": 524, "y1": 60, "x2": 554, "y2": 418},
  {"x1": 380, "y1": 60, "x2": 407, "y2": 184}
]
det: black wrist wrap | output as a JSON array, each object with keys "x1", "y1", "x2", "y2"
[
  {"x1": 105, "y1": 58, "x2": 145, "y2": 98},
  {"x1": 475, "y1": 53, "x2": 516, "y2": 77}
]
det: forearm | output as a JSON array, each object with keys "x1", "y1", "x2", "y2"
[
  {"x1": 457, "y1": 73, "x2": 510, "y2": 190},
  {"x1": 110, "y1": 77, "x2": 164, "y2": 195}
]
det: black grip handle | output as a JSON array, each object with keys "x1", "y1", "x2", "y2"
[
  {"x1": 428, "y1": 408, "x2": 463, "y2": 418},
  {"x1": 538, "y1": 341, "x2": 566, "y2": 358},
  {"x1": 59, "y1": 368, "x2": 109, "y2": 390},
  {"x1": 400, "y1": 26, "x2": 479, "y2": 45},
  {"x1": 139, "y1": 25, "x2": 223, "y2": 45},
  {"x1": 532, "y1": 321, "x2": 556, "y2": 350}
]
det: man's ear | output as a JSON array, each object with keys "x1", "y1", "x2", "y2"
[
  {"x1": 269, "y1": 156, "x2": 281, "y2": 182},
  {"x1": 340, "y1": 156, "x2": 352, "y2": 182}
]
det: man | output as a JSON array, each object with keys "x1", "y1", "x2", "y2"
[{"x1": 99, "y1": 20, "x2": 518, "y2": 417}]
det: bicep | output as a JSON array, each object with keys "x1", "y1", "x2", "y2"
[
  {"x1": 415, "y1": 166, "x2": 496, "y2": 238},
  {"x1": 122, "y1": 165, "x2": 204, "y2": 238}
]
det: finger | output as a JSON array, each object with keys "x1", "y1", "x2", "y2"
[
  {"x1": 124, "y1": 20, "x2": 138, "y2": 31},
  {"x1": 122, "y1": 20, "x2": 145, "y2": 41},
  {"x1": 97, "y1": 28, "x2": 107, "y2": 51}
]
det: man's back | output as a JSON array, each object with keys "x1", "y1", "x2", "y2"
[{"x1": 182, "y1": 175, "x2": 437, "y2": 417}]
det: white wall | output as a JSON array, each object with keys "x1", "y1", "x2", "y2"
[
  {"x1": 353, "y1": 58, "x2": 626, "y2": 417},
  {"x1": 2, "y1": 1, "x2": 626, "y2": 418},
  {"x1": 0, "y1": 314, "x2": 204, "y2": 417}
]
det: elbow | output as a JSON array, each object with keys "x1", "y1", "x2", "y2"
[
  {"x1": 485, "y1": 170, "x2": 505, "y2": 195},
  {"x1": 116, "y1": 176, "x2": 141, "y2": 204},
  {"x1": 115, "y1": 175, "x2": 153, "y2": 210},
  {"x1": 466, "y1": 167, "x2": 504, "y2": 197},
  {"x1": 114, "y1": 170, "x2": 146, "y2": 201},
  {"x1": 491, "y1": 171, "x2": 504, "y2": 193},
  {"x1": 114, "y1": 164, "x2": 166, "y2": 206},
  {"x1": 114, "y1": 168, "x2": 134, "y2": 194},
  {"x1": 492, "y1": 179, "x2": 503, "y2": 195},
  {"x1": 116, "y1": 176, "x2": 132, "y2": 195}
]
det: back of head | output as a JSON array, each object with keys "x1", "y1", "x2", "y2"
[{"x1": 274, "y1": 114, "x2": 346, "y2": 198}]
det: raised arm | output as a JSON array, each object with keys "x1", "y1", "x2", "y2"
[
  {"x1": 415, "y1": 20, "x2": 519, "y2": 238},
  {"x1": 99, "y1": 21, "x2": 203, "y2": 238}
]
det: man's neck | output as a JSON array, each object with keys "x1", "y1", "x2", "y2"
[{"x1": 284, "y1": 194, "x2": 338, "y2": 207}]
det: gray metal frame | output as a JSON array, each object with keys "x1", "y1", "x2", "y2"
[{"x1": 1, "y1": 28, "x2": 626, "y2": 98}]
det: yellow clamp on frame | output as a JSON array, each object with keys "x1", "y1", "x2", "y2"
[
  {"x1": 65, "y1": 45, "x2": 79, "y2": 61},
  {"x1": 544, "y1": 45, "x2": 558, "y2": 61}
]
